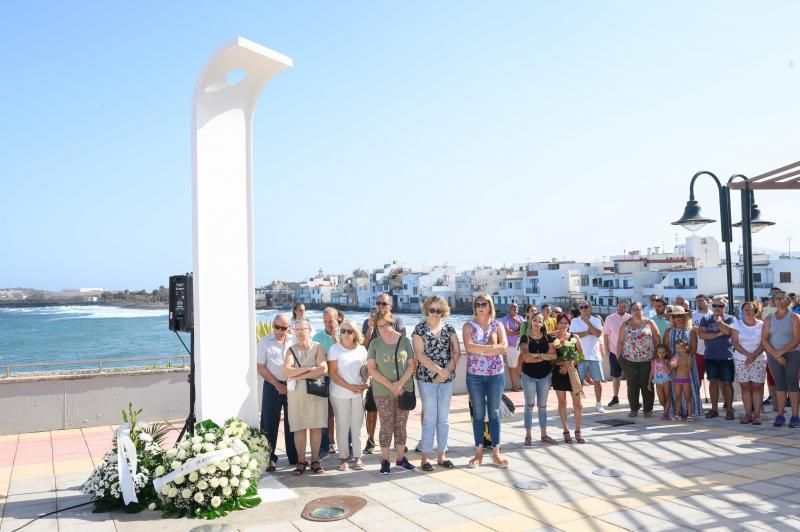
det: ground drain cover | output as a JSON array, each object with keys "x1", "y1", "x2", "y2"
[
  {"x1": 420, "y1": 493, "x2": 456, "y2": 504},
  {"x1": 595, "y1": 418, "x2": 635, "y2": 427},
  {"x1": 301, "y1": 495, "x2": 367, "y2": 521},
  {"x1": 593, "y1": 468, "x2": 623, "y2": 477},
  {"x1": 514, "y1": 480, "x2": 547, "y2": 490}
]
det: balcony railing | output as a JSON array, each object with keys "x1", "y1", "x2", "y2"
[{"x1": 2, "y1": 355, "x2": 190, "y2": 378}]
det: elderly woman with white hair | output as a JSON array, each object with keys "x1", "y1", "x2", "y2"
[{"x1": 284, "y1": 318, "x2": 328, "y2": 475}]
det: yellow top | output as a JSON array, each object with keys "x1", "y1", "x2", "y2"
[{"x1": 544, "y1": 317, "x2": 557, "y2": 332}]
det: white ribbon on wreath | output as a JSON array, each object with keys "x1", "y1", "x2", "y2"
[
  {"x1": 153, "y1": 440, "x2": 248, "y2": 494},
  {"x1": 115, "y1": 424, "x2": 139, "y2": 505}
]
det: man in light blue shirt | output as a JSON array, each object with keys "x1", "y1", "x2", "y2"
[{"x1": 312, "y1": 307, "x2": 340, "y2": 456}]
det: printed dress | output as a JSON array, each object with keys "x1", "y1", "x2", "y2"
[{"x1": 667, "y1": 327, "x2": 703, "y2": 417}]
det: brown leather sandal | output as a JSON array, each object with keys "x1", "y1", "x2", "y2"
[
  {"x1": 574, "y1": 430, "x2": 586, "y2": 444},
  {"x1": 541, "y1": 435, "x2": 557, "y2": 444},
  {"x1": 292, "y1": 461, "x2": 308, "y2": 476},
  {"x1": 310, "y1": 460, "x2": 325, "y2": 474}
]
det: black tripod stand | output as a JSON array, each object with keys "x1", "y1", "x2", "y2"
[{"x1": 175, "y1": 328, "x2": 196, "y2": 442}]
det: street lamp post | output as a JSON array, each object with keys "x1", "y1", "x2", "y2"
[{"x1": 673, "y1": 171, "x2": 775, "y2": 314}]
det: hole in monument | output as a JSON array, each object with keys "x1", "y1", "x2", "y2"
[{"x1": 226, "y1": 68, "x2": 246, "y2": 86}]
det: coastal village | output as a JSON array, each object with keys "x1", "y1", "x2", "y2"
[{"x1": 259, "y1": 235, "x2": 800, "y2": 316}]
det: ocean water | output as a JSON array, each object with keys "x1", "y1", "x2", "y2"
[{"x1": 0, "y1": 306, "x2": 475, "y2": 373}]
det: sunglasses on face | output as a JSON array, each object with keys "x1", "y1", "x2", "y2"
[
  {"x1": 712, "y1": 304, "x2": 725, "y2": 308},
  {"x1": 340, "y1": 329, "x2": 355, "y2": 335},
  {"x1": 475, "y1": 302, "x2": 489, "y2": 308},
  {"x1": 428, "y1": 308, "x2": 443, "y2": 315},
  {"x1": 274, "y1": 325, "x2": 289, "y2": 331},
  {"x1": 378, "y1": 323, "x2": 393, "y2": 329},
  {"x1": 376, "y1": 301, "x2": 390, "y2": 307},
  {"x1": 579, "y1": 306, "x2": 589, "y2": 310}
]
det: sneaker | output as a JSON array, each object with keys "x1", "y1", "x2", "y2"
[
  {"x1": 380, "y1": 459, "x2": 391, "y2": 475},
  {"x1": 774, "y1": 415, "x2": 786, "y2": 427},
  {"x1": 790, "y1": 416, "x2": 800, "y2": 428},
  {"x1": 328, "y1": 444, "x2": 337, "y2": 454},
  {"x1": 396, "y1": 456, "x2": 416, "y2": 472},
  {"x1": 363, "y1": 437, "x2": 375, "y2": 455},
  {"x1": 414, "y1": 442, "x2": 422, "y2": 453},
  {"x1": 595, "y1": 402, "x2": 606, "y2": 413},
  {"x1": 607, "y1": 396, "x2": 619, "y2": 407},
  {"x1": 763, "y1": 396, "x2": 773, "y2": 406}
]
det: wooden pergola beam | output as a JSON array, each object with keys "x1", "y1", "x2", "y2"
[{"x1": 728, "y1": 160, "x2": 800, "y2": 189}]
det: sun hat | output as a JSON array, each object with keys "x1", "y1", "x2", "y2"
[{"x1": 667, "y1": 305, "x2": 690, "y2": 316}]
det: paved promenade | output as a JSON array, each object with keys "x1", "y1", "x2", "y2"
[{"x1": 3, "y1": 381, "x2": 800, "y2": 531}]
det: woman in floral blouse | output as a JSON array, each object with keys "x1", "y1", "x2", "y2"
[
  {"x1": 463, "y1": 294, "x2": 508, "y2": 469},
  {"x1": 617, "y1": 301, "x2": 660, "y2": 418},
  {"x1": 413, "y1": 296, "x2": 461, "y2": 471}
]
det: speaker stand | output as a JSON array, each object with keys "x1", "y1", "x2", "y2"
[{"x1": 176, "y1": 328, "x2": 196, "y2": 442}]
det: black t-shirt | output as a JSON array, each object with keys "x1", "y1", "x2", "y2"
[{"x1": 522, "y1": 332, "x2": 554, "y2": 379}]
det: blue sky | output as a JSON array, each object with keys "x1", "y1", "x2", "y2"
[{"x1": 1, "y1": 1, "x2": 799, "y2": 290}]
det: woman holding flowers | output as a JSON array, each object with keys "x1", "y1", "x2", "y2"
[
  {"x1": 617, "y1": 301, "x2": 660, "y2": 418},
  {"x1": 463, "y1": 294, "x2": 509, "y2": 467},
  {"x1": 551, "y1": 313, "x2": 585, "y2": 443},
  {"x1": 284, "y1": 318, "x2": 328, "y2": 475}
]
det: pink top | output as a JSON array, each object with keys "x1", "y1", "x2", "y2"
[
  {"x1": 603, "y1": 312, "x2": 631, "y2": 355},
  {"x1": 651, "y1": 358, "x2": 673, "y2": 380},
  {"x1": 466, "y1": 320, "x2": 504, "y2": 376}
]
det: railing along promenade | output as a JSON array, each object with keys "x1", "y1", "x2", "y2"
[{"x1": 1, "y1": 355, "x2": 190, "y2": 378}]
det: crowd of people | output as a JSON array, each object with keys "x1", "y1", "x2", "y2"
[{"x1": 256, "y1": 290, "x2": 800, "y2": 475}]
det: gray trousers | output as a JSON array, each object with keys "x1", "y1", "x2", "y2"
[{"x1": 767, "y1": 351, "x2": 800, "y2": 393}]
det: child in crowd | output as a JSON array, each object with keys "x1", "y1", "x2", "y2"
[
  {"x1": 650, "y1": 344, "x2": 674, "y2": 420},
  {"x1": 672, "y1": 340, "x2": 694, "y2": 422}
]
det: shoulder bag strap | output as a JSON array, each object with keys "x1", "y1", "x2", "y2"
[{"x1": 392, "y1": 337, "x2": 415, "y2": 393}]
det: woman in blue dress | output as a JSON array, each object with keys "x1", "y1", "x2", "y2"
[{"x1": 663, "y1": 306, "x2": 703, "y2": 419}]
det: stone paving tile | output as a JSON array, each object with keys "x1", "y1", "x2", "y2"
[
  {"x1": 595, "y1": 508, "x2": 690, "y2": 531},
  {"x1": 477, "y1": 512, "x2": 546, "y2": 531}
]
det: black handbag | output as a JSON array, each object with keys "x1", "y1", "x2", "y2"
[
  {"x1": 393, "y1": 339, "x2": 416, "y2": 411},
  {"x1": 290, "y1": 347, "x2": 329, "y2": 398}
]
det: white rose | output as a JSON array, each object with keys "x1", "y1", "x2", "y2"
[
  {"x1": 199, "y1": 467, "x2": 208, "y2": 475},
  {"x1": 170, "y1": 461, "x2": 182, "y2": 471},
  {"x1": 210, "y1": 496, "x2": 222, "y2": 508},
  {"x1": 174, "y1": 475, "x2": 185, "y2": 485},
  {"x1": 248, "y1": 459, "x2": 258, "y2": 470},
  {"x1": 203, "y1": 443, "x2": 216, "y2": 453},
  {"x1": 216, "y1": 441, "x2": 228, "y2": 449},
  {"x1": 231, "y1": 456, "x2": 242, "y2": 465},
  {"x1": 168, "y1": 487, "x2": 179, "y2": 498},
  {"x1": 181, "y1": 488, "x2": 193, "y2": 499},
  {"x1": 224, "y1": 428, "x2": 233, "y2": 436},
  {"x1": 192, "y1": 443, "x2": 203, "y2": 453},
  {"x1": 230, "y1": 477, "x2": 240, "y2": 487},
  {"x1": 138, "y1": 433, "x2": 153, "y2": 442},
  {"x1": 219, "y1": 477, "x2": 229, "y2": 487},
  {"x1": 160, "y1": 485, "x2": 170, "y2": 495},
  {"x1": 154, "y1": 466, "x2": 166, "y2": 477},
  {"x1": 222, "y1": 486, "x2": 232, "y2": 496},
  {"x1": 177, "y1": 449, "x2": 187, "y2": 460},
  {"x1": 193, "y1": 492, "x2": 204, "y2": 504},
  {"x1": 242, "y1": 469, "x2": 252, "y2": 479},
  {"x1": 147, "y1": 502, "x2": 156, "y2": 510},
  {"x1": 204, "y1": 433, "x2": 216, "y2": 442},
  {"x1": 178, "y1": 441, "x2": 190, "y2": 450},
  {"x1": 207, "y1": 465, "x2": 217, "y2": 474},
  {"x1": 209, "y1": 478, "x2": 220, "y2": 488},
  {"x1": 231, "y1": 465, "x2": 241, "y2": 476},
  {"x1": 197, "y1": 480, "x2": 208, "y2": 490},
  {"x1": 218, "y1": 461, "x2": 230, "y2": 471},
  {"x1": 237, "y1": 487, "x2": 247, "y2": 496},
  {"x1": 191, "y1": 436, "x2": 203, "y2": 444},
  {"x1": 188, "y1": 472, "x2": 199, "y2": 482}
]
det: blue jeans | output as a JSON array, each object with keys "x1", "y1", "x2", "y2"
[
  {"x1": 417, "y1": 379, "x2": 454, "y2": 454},
  {"x1": 466, "y1": 372, "x2": 504, "y2": 448},
  {"x1": 522, "y1": 373, "x2": 551, "y2": 430}
]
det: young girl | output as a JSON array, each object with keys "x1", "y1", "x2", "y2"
[
  {"x1": 650, "y1": 344, "x2": 674, "y2": 420},
  {"x1": 672, "y1": 340, "x2": 694, "y2": 422}
]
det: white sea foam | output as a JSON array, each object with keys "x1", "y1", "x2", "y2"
[{"x1": 0, "y1": 305, "x2": 168, "y2": 319}]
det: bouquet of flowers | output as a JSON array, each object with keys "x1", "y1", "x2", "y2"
[
  {"x1": 153, "y1": 419, "x2": 265, "y2": 519},
  {"x1": 221, "y1": 418, "x2": 271, "y2": 478},
  {"x1": 82, "y1": 404, "x2": 171, "y2": 513},
  {"x1": 553, "y1": 336, "x2": 581, "y2": 362},
  {"x1": 553, "y1": 337, "x2": 584, "y2": 396}
]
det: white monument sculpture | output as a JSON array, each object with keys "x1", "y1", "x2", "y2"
[{"x1": 192, "y1": 38, "x2": 293, "y2": 425}]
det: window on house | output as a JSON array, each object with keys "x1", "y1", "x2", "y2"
[
  {"x1": 753, "y1": 273, "x2": 762, "y2": 283},
  {"x1": 780, "y1": 272, "x2": 792, "y2": 283},
  {"x1": 689, "y1": 278, "x2": 695, "y2": 287}
]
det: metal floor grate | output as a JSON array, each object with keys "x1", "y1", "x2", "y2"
[{"x1": 594, "y1": 418, "x2": 636, "y2": 427}]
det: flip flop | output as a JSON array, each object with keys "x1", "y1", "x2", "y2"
[{"x1": 437, "y1": 460, "x2": 455, "y2": 469}]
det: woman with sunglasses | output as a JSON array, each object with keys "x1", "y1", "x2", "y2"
[
  {"x1": 327, "y1": 319, "x2": 369, "y2": 471},
  {"x1": 413, "y1": 296, "x2": 461, "y2": 471},
  {"x1": 283, "y1": 318, "x2": 328, "y2": 475},
  {"x1": 463, "y1": 294, "x2": 509, "y2": 468}
]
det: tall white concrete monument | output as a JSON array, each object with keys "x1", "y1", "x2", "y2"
[{"x1": 192, "y1": 39, "x2": 292, "y2": 425}]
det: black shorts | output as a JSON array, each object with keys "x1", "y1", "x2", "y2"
[{"x1": 609, "y1": 352, "x2": 622, "y2": 379}]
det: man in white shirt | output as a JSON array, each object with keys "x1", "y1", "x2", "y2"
[
  {"x1": 603, "y1": 300, "x2": 631, "y2": 407},
  {"x1": 570, "y1": 301, "x2": 606, "y2": 413},
  {"x1": 257, "y1": 313, "x2": 297, "y2": 470}
]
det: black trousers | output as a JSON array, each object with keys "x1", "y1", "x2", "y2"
[{"x1": 260, "y1": 381, "x2": 298, "y2": 465}]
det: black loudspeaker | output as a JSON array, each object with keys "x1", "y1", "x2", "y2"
[{"x1": 169, "y1": 273, "x2": 194, "y2": 332}]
